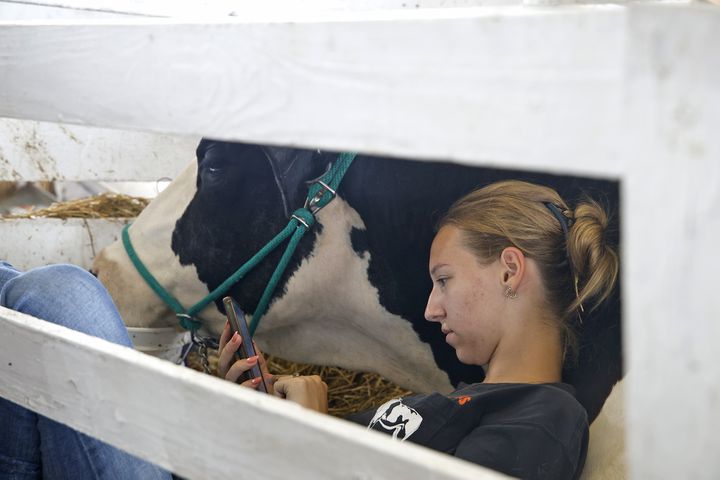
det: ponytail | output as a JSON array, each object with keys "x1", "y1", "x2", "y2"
[{"x1": 567, "y1": 198, "x2": 619, "y2": 319}]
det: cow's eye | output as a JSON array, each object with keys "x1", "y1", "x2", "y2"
[
  {"x1": 203, "y1": 158, "x2": 224, "y2": 172},
  {"x1": 199, "y1": 156, "x2": 228, "y2": 187}
]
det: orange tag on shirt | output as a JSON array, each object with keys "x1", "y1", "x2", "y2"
[{"x1": 456, "y1": 395, "x2": 471, "y2": 406}]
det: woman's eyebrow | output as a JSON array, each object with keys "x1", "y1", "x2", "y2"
[{"x1": 430, "y1": 264, "x2": 449, "y2": 277}]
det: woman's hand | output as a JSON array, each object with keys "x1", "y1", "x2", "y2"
[
  {"x1": 217, "y1": 320, "x2": 274, "y2": 394},
  {"x1": 274, "y1": 375, "x2": 328, "y2": 414},
  {"x1": 217, "y1": 320, "x2": 328, "y2": 413}
]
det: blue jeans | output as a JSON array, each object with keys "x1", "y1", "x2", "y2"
[{"x1": 0, "y1": 262, "x2": 172, "y2": 480}]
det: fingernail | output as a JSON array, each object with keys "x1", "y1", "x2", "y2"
[
  {"x1": 231, "y1": 332, "x2": 239, "y2": 344},
  {"x1": 247, "y1": 356, "x2": 258, "y2": 365},
  {"x1": 252, "y1": 377, "x2": 261, "y2": 384}
]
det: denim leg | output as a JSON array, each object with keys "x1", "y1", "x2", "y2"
[
  {"x1": 0, "y1": 263, "x2": 133, "y2": 347},
  {"x1": 0, "y1": 399, "x2": 41, "y2": 480},
  {"x1": 0, "y1": 263, "x2": 172, "y2": 480},
  {"x1": 0, "y1": 261, "x2": 21, "y2": 291}
]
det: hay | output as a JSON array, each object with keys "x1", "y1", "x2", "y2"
[
  {"x1": 3, "y1": 193, "x2": 149, "y2": 219},
  {"x1": 186, "y1": 350, "x2": 413, "y2": 418}
]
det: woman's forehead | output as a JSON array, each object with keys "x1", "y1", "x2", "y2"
[{"x1": 429, "y1": 226, "x2": 476, "y2": 266}]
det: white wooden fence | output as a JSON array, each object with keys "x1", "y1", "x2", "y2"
[
  {"x1": 1, "y1": 1, "x2": 719, "y2": 479},
  {"x1": 0, "y1": 118, "x2": 197, "y2": 269}
]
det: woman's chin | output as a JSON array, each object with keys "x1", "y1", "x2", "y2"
[
  {"x1": 454, "y1": 347, "x2": 486, "y2": 367},
  {"x1": 454, "y1": 347, "x2": 473, "y2": 365}
]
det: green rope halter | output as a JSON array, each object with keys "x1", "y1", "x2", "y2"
[{"x1": 122, "y1": 152, "x2": 356, "y2": 336}]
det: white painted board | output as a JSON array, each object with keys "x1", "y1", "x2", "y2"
[
  {"x1": 0, "y1": 0, "x2": 521, "y2": 19},
  {"x1": 0, "y1": 1, "x2": 132, "y2": 19},
  {"x1": 0, "y1": 218, "x2": 128, "y2": 269},
  {"x1": 0, "y1": 119, "x2": 198, "y2": 181},
  {"x1": 0, "y1": 308, "x2": 509, "y2": 480},
  {"x1": 623, "y1": 4, "x2": 720, "y2": 480},
  {"x1": 0, "y1": 7, "x2": 628, "y2": 177}
]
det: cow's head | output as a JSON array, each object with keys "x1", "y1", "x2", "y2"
[{"x1": 92, "y1": 139, "x2": 326, "y2": 336}]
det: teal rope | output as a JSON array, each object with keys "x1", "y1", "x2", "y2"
[
  {"x1": 248, "y1": 208, "x2": 315, "y2": 335},
  {"x1": 186, "y1": 221, "x2": 297, "y2": 317},
  {"x1": 306, "y1": 152, "x2": 356, "y2": 211},
  {"x1": 122, "y1": 224, "x2": 202, "y2": 331},
  {"x1": 122, "y1": 152, "x2": 356, "y2": 334}
]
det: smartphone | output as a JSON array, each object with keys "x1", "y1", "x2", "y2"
[{"x1": 223, "y1": 296, "x2": 268, "y2": 393}]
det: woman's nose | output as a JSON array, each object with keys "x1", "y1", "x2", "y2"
[{"x1": 424, "y1": 293, "x2": 444, "y2": 322}]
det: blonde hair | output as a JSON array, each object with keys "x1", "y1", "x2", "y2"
[{"x1": 439, "y1": 180, "x2": 619, "y2": 360}]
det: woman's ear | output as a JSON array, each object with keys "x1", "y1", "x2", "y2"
[{"x1": 499, "y1": 247, "x2": 526, "y2": 288}]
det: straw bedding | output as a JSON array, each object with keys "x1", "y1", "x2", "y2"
[{"x1": 3, "y1": 192, "x2": 150, "y2": 218}]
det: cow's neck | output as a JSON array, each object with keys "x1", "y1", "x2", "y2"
[{"x1": 254, "y1": 197, "x2": 453, "y2": 394}]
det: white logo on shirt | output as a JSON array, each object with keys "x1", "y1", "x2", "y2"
[{"x1": 368, "y1": 398, "x2": 423, "y2": 441}]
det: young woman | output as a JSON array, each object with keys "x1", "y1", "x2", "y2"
[{"x1": 218, "y1": 180, "x2": 619, "y2": 480}]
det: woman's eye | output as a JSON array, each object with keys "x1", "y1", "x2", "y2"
[{"x1": 436, "y1": 277, "x2": 448, "y2": 287}]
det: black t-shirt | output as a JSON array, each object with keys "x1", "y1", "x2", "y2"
[{"x1": 346, "y1": 382, "x2": 588, "y2": 480}]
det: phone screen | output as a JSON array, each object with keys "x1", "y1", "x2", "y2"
[{"x1": 223, "y1": 296, "x2": 268, "y2": 393}]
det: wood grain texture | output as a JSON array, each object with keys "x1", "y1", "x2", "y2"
[
  {"x1": 0, "y1": 1, "x2": 131, "y2": 19},
  {"x1": 0, "y1": 7, "x2": 626, "y2": 177},
  {"x1": 0, "y1": 308, "x2": 508, "y2": 479},
  {"x1": 623, "y1": 4, "x2": 720, "y2": 479},
  {"x1": 0, "y1": 0, "x2": 521, "y2": 19},
  {"x1": 0, "y1": 218, "x2": 127, "y2": 269},
  {"x1": 0, "y1": 119, "x2": 197, "y2": 181}
]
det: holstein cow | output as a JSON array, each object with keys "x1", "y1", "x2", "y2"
[{"x1": 92, "y1": 139, "x2": 622, "y2": 425}]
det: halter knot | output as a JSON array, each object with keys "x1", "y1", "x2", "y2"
[{"x1": 291, "y1": 208, "x2": 316, "y2": 229}]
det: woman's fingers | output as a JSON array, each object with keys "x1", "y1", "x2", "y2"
[
  {"x1": 272, "y1": 375, "x2": 328, "y2": 413},
  {"x1": 239, "y1": 376, "x2": 265, "y2": 390},
  {"x1": 253, "y1": 341, "x2": 271, "y2": 377},
  {"x1": 262, "y1": 373, "x2": 276, "y2": 396},
  {"x1": 218, "y1": 320, "x2": 231, "y2": 352},
  {"x1": 217, "y1": 332, "x2": 276, "y2": 393},
  {"x1": 217, "y1": 330, "x2": 242, "y2": 378},
  {"x1": 224, "y1": 354, "x2": 259, "y2": 383}
]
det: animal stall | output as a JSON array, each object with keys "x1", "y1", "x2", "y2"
[{"x1": 0, "y1": 1, "x2": 718, "y2": 479}]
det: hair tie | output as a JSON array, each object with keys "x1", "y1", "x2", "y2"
[
  {"x1": 544, "y1": 202, "x2": 570, "y2": 238},
  {"x1": 544, "y1": 202, "x2": 585, "y2": 322}
]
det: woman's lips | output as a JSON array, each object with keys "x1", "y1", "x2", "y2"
[{"x1": 441, "y1": 323, "x2": 453, "y2": 335}]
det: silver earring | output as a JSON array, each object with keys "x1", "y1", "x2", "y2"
[{"x1": 504, "y1": 286, "x2": 518, "y2": 299}]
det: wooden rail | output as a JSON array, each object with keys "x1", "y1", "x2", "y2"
[{"x1": 0, "y1": 307, "x2": 506, "y2": 479}]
